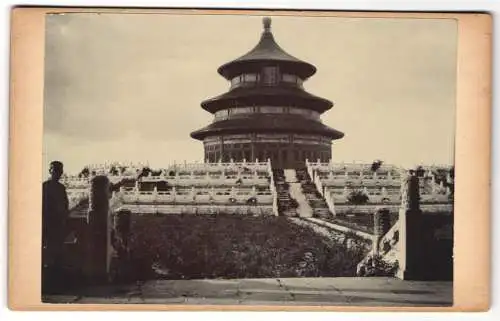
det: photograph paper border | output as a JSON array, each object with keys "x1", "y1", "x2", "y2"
[{"x1": 8, "y1": 7, "x2": 492, "y2": 311}]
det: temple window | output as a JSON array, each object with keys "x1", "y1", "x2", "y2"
[
  {"x1": 230, "y1": 73, "x2": 259, "y2": 88},
  {"x1": 214, "y1": 106, "x2": 320, "y2": 121},
  {"x1": 282, "y1": 73, "x2": 304, "y2": 87},
  {"x1": 243, "y1": 74, "x2": 257, "y2": 82},
  {"x1": 230, "y1": 77, "x2": 240, "y2": 86},
  {"x1": 262, "y1": 66, "x2": 279, "y2": 85}
]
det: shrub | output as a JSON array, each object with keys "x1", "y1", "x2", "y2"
[
  {"x1": 370, "y1": 160, "x2": 383, "y2": 172},
  {"x1": 358, "y1": 255, "x2": 399, "y2": 277},
  {"x1": 347, "y1": 190, "x2": 369, "y2": 205}
]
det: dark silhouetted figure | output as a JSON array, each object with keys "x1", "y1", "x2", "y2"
[{"x1": 42, "y1": 161, "x2": 69, "y2": 295}]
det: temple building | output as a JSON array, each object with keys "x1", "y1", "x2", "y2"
[{"x1": 190, "y1": 17, "x2": 344, "y2": 168}]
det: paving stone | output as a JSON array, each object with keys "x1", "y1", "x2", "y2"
[
  {"x1": 238, "y1": 278, "x2": 282, "y2": 291},
  {"x1": 279, "y1": 277, "x2": 341, "y2": 292},
  {"x1": 42, "y1": 277, "x2": 453, "y2": 307},
  {"x1": 240, "y1": 292, "x2": 295, "y2": 303}
]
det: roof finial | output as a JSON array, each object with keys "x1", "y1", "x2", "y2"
[{"x1": 263, "y1": 17, "x2": 271, "y2": 32}]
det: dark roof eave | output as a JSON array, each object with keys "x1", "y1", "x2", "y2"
[
  {"x1": 190, "y1": 121, "x2": 344, "y2": 141},
  {"x1": 191, "y1": 128, "x2": 344, "y2": 141},
  {"x1": 201, "y1": 99, "x2": 333, "y2": 113},
  {"x1": 199, "y1": 87, "x2": 335, "y2": 113}
]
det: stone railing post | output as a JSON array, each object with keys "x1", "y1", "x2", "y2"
[
  {"x1": 397, "y1": 172, "x2": 424, "y2": 280},
  {"x1": 85, "y1": 175, "x2": 111, "y2": 284},
  {"x1": 109, "y1": 209, "x2": 132, "y2": 283},
  {"x1": 373, "y1": 208, "x2": 392, "y2": 255}
]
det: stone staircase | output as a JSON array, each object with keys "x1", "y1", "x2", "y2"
[
  {"x1": 295, "y1": 168, "x2": 332, "y2": 218},
  {"x1": 272, "y1": 169, "x2": 297, "y2": 216},
  {"x1": 284, "y1": 169, "x2": 313, "y2": 218}
]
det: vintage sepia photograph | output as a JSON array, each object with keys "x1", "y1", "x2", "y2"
[{"x1": 39, "y1": 12, "x2": 458, "y2": 306}]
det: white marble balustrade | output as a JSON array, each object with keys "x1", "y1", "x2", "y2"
[
  {"x1": 67, "y1": 190, "x2": 88, "y2": 210},
  {"x1": 118, "y1": 186, "x2": 273, "y2": 205},
  {"x1": 140, "y1": 175, "x2": 270, "y2": 187},
  {"x1": 117, "y1": 204, "x2": 275, "y2": 216},
  {"x1": 161, "y1": 159, "x2": 272, "y2": 174}
]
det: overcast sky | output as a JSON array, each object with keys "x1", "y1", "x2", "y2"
[{"x1": 43, "y1": 13, "x2": 457, "y2": 175}]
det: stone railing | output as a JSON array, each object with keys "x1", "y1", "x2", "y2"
[
  {"x1": 312, "y1": 170, "x2": 324, "y2": 196},
  {"x1": 355, "y1": 171, "x2": 453, "y2": 279},
  {"x1": 376, "y1": 220, "x2": 400, "y2": 264},
  {"x1": 116, "y1": 204, "x2": 274, "y2": 216},
  {"x1": 333, "y1": 204, "x2": 401, "y2": 215},
  {"x1": 356, "y1": 207, "x2": 399, "y2": 276},
  {"x1": 61, "y1": 177, "x2": 90, "y2": 189},
  {"x1": 139, "y1": 175, "x2": 270, "y2": 187},
  {"x1": 63, "y1": 173, "x2": 135, "y2": 188},
  {"x1": 327, "y1": 203, "x2": 450, "y2": 215},
  {"x1": 67, "y1": 190, "x2": 89, "y2": 210},
  {"x1": 269, "y1": 169, "x2": 279, "y2": 216},
  {"x1": 316, "y1": 177, "x2": 402, "y2": 187},
  {"x1": 162, "y1": 159, "x2": 271, "y2": 173},
  {"x1": 117, "y1": 188, "x2": 273, "y2": 205}
]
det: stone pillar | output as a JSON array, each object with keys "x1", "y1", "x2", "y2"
[
  {"x1": 397, "y1": 173, "x2": 424, "y2": 280},
  {"x1": 153, "y1": 185, "x2": 158, "y2": 201},
  {"x1": 109, "y1": 209, "x2": 131, "y2": 283},
  {"x1": 210, "y1": 187, "x2": 215, "y2": 203},
  {"x1": 85, "y1": 175, "x2": 111, "y2": 284},
  {"x1": 374, "y1": 208, "x2": 392, "y2": 237},
  {"x1": 191, "y1": 186, "x2": 196, "y2": 201},
  {"x1": 373, "y1": 208, "x2": 392, "y2": 254}
]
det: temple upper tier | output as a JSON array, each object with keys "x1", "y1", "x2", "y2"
[{"x1": 191, "y1": 17, "x2": 344, "y2": 168}]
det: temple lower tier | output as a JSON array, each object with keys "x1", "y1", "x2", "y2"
[{"x1": 203, "y1": 134, "x2": 332, "y2": 168}]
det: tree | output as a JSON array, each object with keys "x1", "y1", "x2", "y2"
[
  {"x1": 137, "y1": 167, "x2": 152, "y2": 179},
  {"x1": 415, "y1": 166, "x2": 425, "y2": 177},
  {"x1": 79, "y1": 167, "x2": 90, "y2": 178},
  {"x1": 109, "y1": 166, "x2": 119, "y2": 176},
  {"x1": 370, "y1": 160, "x2": 383, "y2": 172},
  {"x1": 347, "y1": 190, "x2": 369, "y2": 205}
]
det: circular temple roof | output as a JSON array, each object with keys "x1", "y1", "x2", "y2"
[
  {"x1": 190, "y1": 114, "x2": 344, "y2": 141},
  {"x1": 201, "y1": 86, "x2": 334, "y2": 113},
  {"x1": 217, "y1": 18, "x2": 317, "y2": 80}
]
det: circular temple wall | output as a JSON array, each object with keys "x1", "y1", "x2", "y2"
[{"x1": 203, "y1": 134, "x2": 332, "y2": 168}]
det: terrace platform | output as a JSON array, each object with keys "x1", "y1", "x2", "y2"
[{"x1": 43, "y1": 277, "x2": 452, "y2": 307}]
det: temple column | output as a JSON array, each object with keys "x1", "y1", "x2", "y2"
[
  {"x1": 220, "y1": 136, "x2": 224, "y2": 162},
  {"x1": 250, "y1": 141, "x2": 255, "y2": 162}
]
